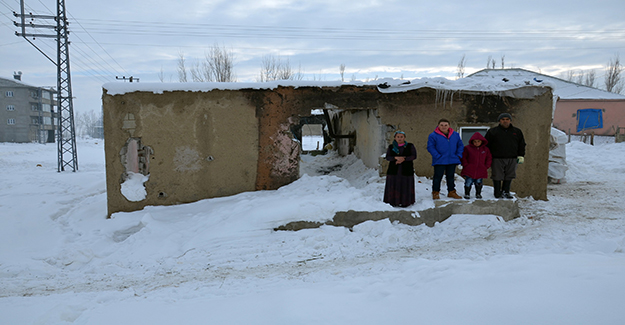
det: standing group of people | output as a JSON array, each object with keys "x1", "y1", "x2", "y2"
[{"x1": 383, "y1": 113, "x2": 526, "y2": 207}]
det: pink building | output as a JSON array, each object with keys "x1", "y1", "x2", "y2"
[
  {"x1": 554, "y1": 99, "x2": 625, "y2": 136},
  {"x1": 467, "y1": 69, "x2": 625, "y2": 135}
]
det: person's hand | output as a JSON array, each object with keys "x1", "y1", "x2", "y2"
[
  {"x1": 517, "y1": 156, "x2": 524, "y2": 164},
  {"x1": 395, "y1": 156, "x2": 405, "y2": 164}
]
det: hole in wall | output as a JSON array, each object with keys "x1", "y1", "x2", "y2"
[{"x1": 119, "y1": 137, "x2": 153, "y2": 202}]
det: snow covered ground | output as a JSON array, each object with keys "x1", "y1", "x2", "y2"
[{"x1": 1, "y1": 138, "x2": 625, "y2": 324}]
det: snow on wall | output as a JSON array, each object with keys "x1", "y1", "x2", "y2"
[
  {"x1": 103, "y1": 76, "x2": 553, "y2": 99},
  {"x1": 120, "y1": 172, "x2": 150, "y2": 202}
]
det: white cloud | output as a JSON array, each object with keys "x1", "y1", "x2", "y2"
[{"x1": 2, "y1": 0, "x2": 624, "y2": 112}]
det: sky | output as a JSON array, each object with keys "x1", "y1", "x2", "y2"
[{"x1": 1, "y1": 0, "x2": 625, "y2": 114}]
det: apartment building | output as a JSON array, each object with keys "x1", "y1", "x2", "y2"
[{"x1": 0, "y1": 72, "x2": 56, "y2": 143}]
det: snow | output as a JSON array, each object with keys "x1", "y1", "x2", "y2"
[
  {"x1": 2, "y1": 138, "x2": 625, "y2": 324},
  {"x1": 103, "y1": 75, "x2": 552, "y2": 98},
  {"x1": 467, "y1": 69, "x2": 625, "y2": 100},
  {"x1": 103, "y1": 80, "x2": 346, "y2": 96},
  {"x1": 120, "y1": 172, "x2": 149, "y2": 202},
  {"x1": 301, "y1": 135, "x2": 324, "y2": 151}
]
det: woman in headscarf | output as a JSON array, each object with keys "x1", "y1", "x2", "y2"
[{"x1": 383, "y1": 131, "x2": 417, "y2": 207}]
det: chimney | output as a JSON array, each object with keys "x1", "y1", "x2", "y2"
[{"x1": 13, "y1": 71, "x2": 22, "y2": 81}]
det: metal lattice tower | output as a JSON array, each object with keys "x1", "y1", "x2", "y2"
[
  {"x1": 54, "y1": 0, "x2": 78, "y2": 171},
  {"x1": 14, "y1": 0, "x2": 78, "y2": 172}
]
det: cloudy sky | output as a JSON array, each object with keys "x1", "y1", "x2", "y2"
[{"x1": 1, "y1": 0, "x2": 624, "y2": 113}]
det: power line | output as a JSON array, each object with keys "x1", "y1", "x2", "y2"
[
  {"x1": 74, "y1": 17, "x2": 625, "y2": 37},
  {"x1": 70, "y1": 40, "x2": 624, "y2": 54},
  {"x1": 66, "y1": 10, "x2": 129, "y2": 76},
  {"x1": 33, "y1": 37, "x2": 114, "y2": 84},
  {"x1": 3, "y1": 0, "x2": 129, "y2": 82},
  {"x1": 63, "y1": 17, "x2": 624, "y2": 57},
  {"x1": 2, "y1": 1, "x2": 126, "y2": 85},
  {"x1": 71, "y1": 26, "x2": 625, "y2": 42}
]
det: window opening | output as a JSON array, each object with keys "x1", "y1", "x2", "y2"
[
  {"x1": 294, "y1": 109, "x2": 330, "y2": 154},
  {"x1": 459, "y1": 126, "x2": 490, "y2": 146}
]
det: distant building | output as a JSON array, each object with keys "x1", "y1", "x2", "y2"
[
  {"x1": 0, "y1": 72, "x2": 57, "y2": 143},
  {"x1": 467, "y1": 68, "x2": 625, "y2": 136}
]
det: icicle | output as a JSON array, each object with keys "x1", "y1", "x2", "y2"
[
  {"x1": 434, "y1": 89, "x2": 456, "y2": 110},
  {"x1": 449, "y1": 91, "x2": 454, "y2": 108}
]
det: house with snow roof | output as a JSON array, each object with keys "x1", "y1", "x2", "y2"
[
  {"x1": 467, "y1": 68, "x2": 625, "y2": 136},
  {"x1": 102, "y1": 79, "x2": 554, "y2": 216}
]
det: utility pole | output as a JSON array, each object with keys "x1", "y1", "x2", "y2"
[
  {"x1": 116, "y1": 76, "x2": 140, "y2": 82},
  {"x1": 14, "y1": 0, "x2": 78, "y2": 172}
]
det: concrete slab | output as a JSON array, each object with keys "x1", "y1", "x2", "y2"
[{"x1": 274, "y1": 199, "x2": 520, "y2": 231}]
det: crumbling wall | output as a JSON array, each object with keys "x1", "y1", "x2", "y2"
[
  {"x1": 103, "y1": 84, "x2": 552, "y2": 216},
  {"x1": 103, "y1": 90, "x2": 260, "y2": 216},
  {"x1": 335, "y1": 86, "x2": 552, "y2": 200},
  {"x1": 245, "y1": 88, "x2": 308, "y2": 191},
  {"x1": 333, "y1": 109, "x2": 385, "y2": 169}
]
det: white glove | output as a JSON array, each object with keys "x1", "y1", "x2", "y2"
[{"x1": 517, "y1": 156, "x2": 524, "y2": 164}]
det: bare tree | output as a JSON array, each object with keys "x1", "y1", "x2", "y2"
[
  {"x1": 75, "y1": 109, "x2": 104, "y2": 139},
  {"x1": 486, "y1": 55, "x2": 493, "y2": 69},
  {"x1": 259, "y1": 55, "x2": 278, "y2": 82},
  {"x1": 176, "y1": 45, "x2": 237, "y2": 83},
  {"x1": 293, "y1": 63, "x2": 304, "y2": 81},
  {"x1": 456, "y1": 54, "x2": 466, "y2": 79},
  {"x1": 204, "y1": 44, "x2": 236, "y2": 82},
  {"x1": 158, "y1": 66, "x2": 165, "y2": 82},
  {"x1": 585, "y1": 70, "x2": 596, "y2": 87},
  {"x1": 605, "y1": 53, "x2": 624, "y2": 94},
  {"x1": 564, "y1": 70, "x2": 575, "y2": 82},
  {"x1": 576, "y1": 71, "x2": 584, "y2": 85},
  {"x1": 259, "y1": 55, "x2": 304, "y2": 82},
  {"x1": 564, "y1": 69, "x2": 595, "y2": 87},
  {"x1": 500, "y1": 55, "x2": 505, "y2": 69},
  {"x1": 190, "y1": 61, "x2": 204, "y2": 82},
  {"x1": 340, "y1": 64, "x2": 346, "y2": 82},
  {"x1": 177, "y1": 52, "x2": 188, "y2": 82}
]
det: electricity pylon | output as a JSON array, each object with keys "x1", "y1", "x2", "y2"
[{"x1": 14, "y1": 0, "x2": 78, "y2": 172}]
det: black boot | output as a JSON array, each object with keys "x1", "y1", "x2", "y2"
[
  {"x1": 464, "y1": 186, "x2": 471, "y2": 199},
  {"x1": 475, "y1": 184, "x2": 483, "y2": 199},
  {"x1": 493, "y1": 181, "x2": 502, "y2": 198},
  {"x1": 502, "y1": 180, "x2": 513, "y2": 199}
]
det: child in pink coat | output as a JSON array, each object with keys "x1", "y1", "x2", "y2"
[{"x1": 461, "y1": 132, "x2": 492, "y2": 199}]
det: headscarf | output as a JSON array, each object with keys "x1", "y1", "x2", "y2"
[{"x1": 392, "y1": 131, "x2": 406, "y2": 154}]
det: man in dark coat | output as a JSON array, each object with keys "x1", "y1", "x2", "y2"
[{"x1": 484, "y1": 113, "x2": 526, "y2": 198}]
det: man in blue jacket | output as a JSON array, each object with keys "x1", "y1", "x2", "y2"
[
  {"x1": 485, "y1": 113, "x2": 526, "y2": 198},
  {"x1": 427, "y1": 119, "x2": 464, "y2": 200}
]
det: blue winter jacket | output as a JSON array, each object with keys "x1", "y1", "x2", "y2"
[{"x1": 427, "y1": 127, "x2": 464, "y2": 166}]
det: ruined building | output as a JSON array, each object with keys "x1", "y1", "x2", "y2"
[{"x1": 102, "y1": 79, "x2": 553, "y2": 217}]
